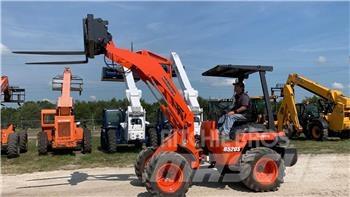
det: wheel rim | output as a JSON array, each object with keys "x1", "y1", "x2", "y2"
[
  {"x1": 253, "y1": 157, "x2": 278, "y2": 185},
  {"x1": 156, "y1": 162, "x2": 184, "y2": 193},
  {"x1": 311, "y1": 125, "x2": 321, "y2": 139}
]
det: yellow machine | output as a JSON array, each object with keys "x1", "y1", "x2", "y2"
[{"x1": 276, "y1": 73, "x2": 350, "y2": 140}]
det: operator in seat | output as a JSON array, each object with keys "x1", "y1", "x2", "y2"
[{"x1": 218, "y1": 81, "x2": 250, "y2": 139}]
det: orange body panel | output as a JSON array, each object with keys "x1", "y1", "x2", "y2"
[
  {"x1": 52, "y1": 115, "x2": 83, "y2": 148},
  {"x1": 1, "y1": 124, "x2": 15, "y2": 146},
  {"x1": 201, "y1": 121, "x2": 286, "y2": 166}
]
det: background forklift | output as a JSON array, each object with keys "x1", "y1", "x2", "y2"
[
  {"x1": 276, "y1": 73, "x2": 350, "y2": 140},
  {"x1": 39, "y1": 68, "x2": 91, "y2": 154},
  {"x1": 1, "y1": 76, "x2": 27, "y2": 158}
]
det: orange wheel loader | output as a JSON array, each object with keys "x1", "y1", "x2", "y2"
[{"x1": 14, "y1": 14, "x2": 297, "y2": 196}]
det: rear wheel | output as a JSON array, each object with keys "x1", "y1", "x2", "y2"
[
  {"x1": 100, "y1": 130, "x2": 107, "y2": 150},
  {"x1": 7, "y1": 133, "x2": 19, "y2": 158},
  {"x1": 38, "y1": 131, "x2": 48, "y2": 155},
  {"x1": 145, "y1": 152, "x2": 192, "y2": 196},
  {"x1": 241, "y1": 147, "x2": 285, "y2": 192},
  {"x1": 309, "y1": 123, "x2": 324, "y2": 141},
  {"x1": 82, "y1": 128, "x2": 92, "y2": 154},
  {"x1": 107, "y1": 129, "x2": 117, "y2": 153},
  {"x1": 19, "y1": 130, "x2": 28, "y2": 153},
  {"x1": 147, "y1": 127, "x2": 158, "y2": 147},
  {"x1": 134, "y1": 147, "x2": 155, "y2": 183}
]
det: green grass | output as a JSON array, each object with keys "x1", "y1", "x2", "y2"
[
  {"x1": 290, "y1": 139, "x2": 350, "y2": 154},
  {"x1": 2, "y1": 137, "x2": 349, "y2": 174},
  {"x1": 1, "y1": 137, "x2": 139, "y2": 174}
]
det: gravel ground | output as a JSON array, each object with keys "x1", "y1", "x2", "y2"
[{"x1": 1, "y1": 154, "x2": 349, "y2": 197}]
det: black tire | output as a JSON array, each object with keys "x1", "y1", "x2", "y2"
[
  {"x1": 309, "y1": 123, "x2": 324, "y2": 141},
  {"x1": 19, "y1": 130, "x2": 28, "y2": 153},
  {"x1": 147, "y1": 127, "x2": 158, "y2": 147},
  {"x1": 145, "y1": 152, "x2": 192, "y2": 197},
  {"x1": 38, "y1": 131, "x2": 48, "y2": 155},
  {"x1": 82, "y1": 128, "x2": 92, "y2": 154},
  {"x1": 107, "y1": 129, "x2": 117, "y2": 153},
  {"x1": 241, "y1": 147, "x2": 285, "y2": 192},
  {"x1": 7, "y1": 133, "x2": 19, "y2": 158},
  {"x1": 100, "y1": 130, "x2": 107, "y2": 150},
  {"x1": 134, "y1": 147, "x2": 155, "y2": 183},
  {"x1": 285, "y1": 124, "x2": 296, "y2": 139}
]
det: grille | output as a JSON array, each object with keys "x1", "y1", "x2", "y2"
[{"x1": 58, "y1": 122, "x2": 71, "y2": 137}]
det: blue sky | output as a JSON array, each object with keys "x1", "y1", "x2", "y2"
[{"x1": 1, "y1": 1, "x2": 349, "y2": 103}]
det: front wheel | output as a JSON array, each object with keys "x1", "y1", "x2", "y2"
[
  {"x1": 38, "y1": 131, "x2": 48, "y2": 155},
  {"x1": 7, "y1": 133, "x2": 19, "y2": 158},
  {"x1": 82, "y1": 128, "x2": 92, "y2": 154},
  {"x1": 19, "y1": 130, "x2": 28, "y2": 153},
  {"x1": 241, "y1": 147, "x2": 285, "y2": 192},
  {"x1": 134, "y1": 147, "x2": 155, "y2": 183},
  {"x1": 145, "y1": 152, "x2": 192, "y2": 196},
  {"x1": 107, "y1": 129, "x2": 117, "y2": 153}
]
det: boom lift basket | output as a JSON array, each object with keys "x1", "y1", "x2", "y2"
[
  {"x1": 52, "y1": 75, "x2": 83, "y2": 95},
  {"x1": 1, "y1": 86, "x2": 25, "y2": 103}
]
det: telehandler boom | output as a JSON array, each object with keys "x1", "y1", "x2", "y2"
[{"x1": 276, "y1": 73, "x2": 350, "y2": 140}]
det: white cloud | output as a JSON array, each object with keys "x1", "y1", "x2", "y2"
[
  {"x1": 332, "y1": 82, "x2": 344, "y2": 90},
  {"x1": 90, "y1": 95, "x2": 97, "y2": 101},
  {"x1": 0, "y1": 43, "x2": 10, "y2": 55},
  {"x1": 207, "y1": 78, "x2": 233, "y2": 87},
  {"x1": 316, "y1": 56, "x2": 327, "y2": 65}
]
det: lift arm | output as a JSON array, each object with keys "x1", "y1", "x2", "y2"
[
  {"x1": 123, "y1": 67, "x2": 144, "y2": 114},
  {"x1": 52, "y1": 68, "x2": 83, "y2": 116}
]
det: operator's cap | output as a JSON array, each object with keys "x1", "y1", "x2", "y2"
[{"x1": 232, "y1": 80, "x2": 245, "y2": 88}]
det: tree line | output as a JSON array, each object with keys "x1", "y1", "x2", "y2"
[{"x1": 1, "y1": 96, "x2": 318, "y2": 129}]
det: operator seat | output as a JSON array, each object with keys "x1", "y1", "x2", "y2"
[{"x1": 229, "y1": 103, "x2": 267, "y2": 139}]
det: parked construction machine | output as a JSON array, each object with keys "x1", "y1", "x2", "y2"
[
  {"x1": 38, "y1": 68, "x2": 91, "y2": 154},
  {"x1": 276, "y1": 73, "x2": 350, "y2": 140},
  {"x1": 14, "y1": 14, "x2": 297, "y2": 195},
  {"x1": 100, "y1": 66, "x2": 154, "y2": 152},
  {"x1": 1, "y1": 76, "x2": 27, "y2": 158}
]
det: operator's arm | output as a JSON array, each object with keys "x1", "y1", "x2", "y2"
[{"x1": 228, "y1": 94, "x2": 250, "y2": 115}]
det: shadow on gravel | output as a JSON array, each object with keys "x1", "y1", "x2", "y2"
[{"x1": 17, "y1": 171, "x2": 136, "y2": 189}]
